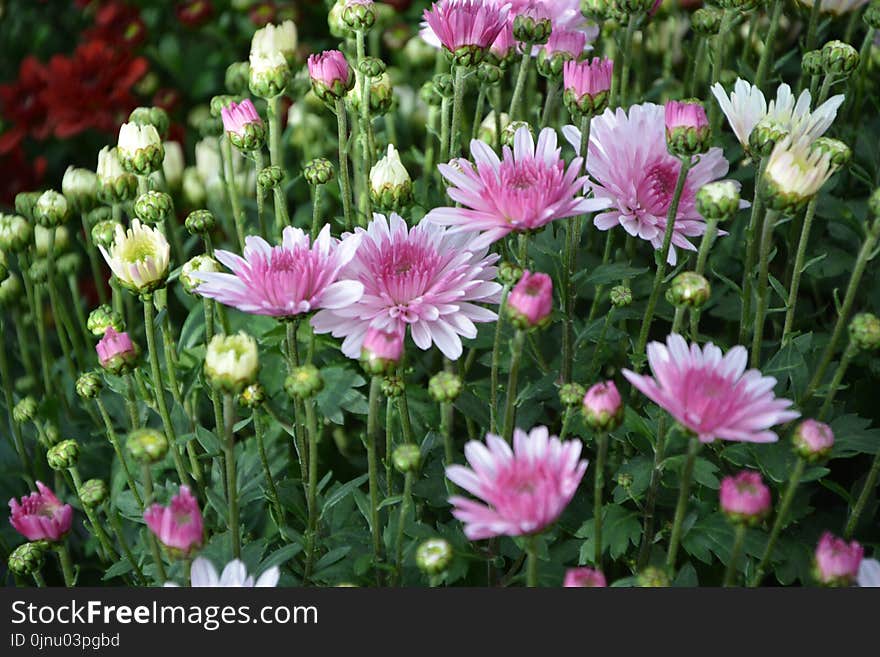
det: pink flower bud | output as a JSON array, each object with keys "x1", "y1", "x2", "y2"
[
  {"x1": 307, "y1": 50, "x2": 352, "y2": 101},
  {"x1": 719, "y1": 471, "x2": 771, "y2": 524},
  {"x1": 665, "y1": 100, "x2": 709, "y2": 131},
  {"x1": 144, "y1": 485, "x2": 204, "y2": 553},
  {"x1": 221, "y1": 98, "x2": 262, "y2": 137},
  {"x1": 582, "y1": 381, "x2": 623, "y2": 431},
  {"x1": 563, "y1": 57, "x2": 613, "y2": 102},
  {"x1": 507, "y1": 270, "x2": 553, "y2": 329},
  {"x1": 665, "y1": 100, "x2": 711, "y2": 157},
  {"x1": 563, "y1": 567, "x2": 607, "y2": 587},
  {"x1": 792, "y1": 419, "x2": 834, "y2": 461},
  {"x1": 8, "y1": 481, "x2": 73, "y2": 542},
  {"x1": 360, "y1": 326, "x2": 404, "y2": 375},
  {"x1": 814, "y1": 531, "x2": 863, "y2": 586},
  {"x1": 96, "y1": 327, "x2": 138, "y2": 373}
]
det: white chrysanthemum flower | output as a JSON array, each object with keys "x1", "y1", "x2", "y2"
[
  {"x1": 96, "y1": 146, "x2": 126, "y2": 184},
  {"x1": 117, "y1": 122, "x2": 161, "y2": 159},
  {"x1": 251, "y1": 20, "x2": 298, "y2": 61},
  {"x1": 711, "y1": 78, "x2": 844, "y2": 149},
  {"x1": 797, "y1": 0, "x2": 869, "y2": 15},
  {"x1": 764, "y1": 135, "x2": 834, "y2": 211},
  {"x1": 161, "y1": 141, "x2": 184, "y2": 189},
  {"x1": 34, "y1": 225, "x2": 70, "y2": 257},
  {"x1": 205, "y1": 332, "x2": 259, "y2": 392},
  {"x1": 99, "y1": 219, "x2": 170, "y2": 293},
  {"x1": 249, "y1": 49, "x2": 287, "y2": 76},
  {"x1": 166, "y1": 557, "x2": 280, "y2": 588},
  {"x1": 859, "y1": 558, "x2": 880, "y2": 587},
  {"x1": 370, "y1": 145, "x2": 410, "y2": 193}
]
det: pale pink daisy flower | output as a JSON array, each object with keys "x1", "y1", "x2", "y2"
[
  {"x1": 166, "y1": 557, "x2": 280, "y2": 588},
  {"x1": 622, "y1": 334, "x2": 800, "y2": 443},
  {"x1": 422, "y1": 0, "x2": 509, "y2": 54},
  {"x1": 446, "y1": 426, "x2": 588, "y2": 540},
  {"x1": 543, "y1": 28, "x2": 588, "y2": 59},
  {"x1": 9, "y1": 481, "x2": 73, "y2": 542},
  {"x1": 144, "y1": 485, "x2": 203, "y2": 553},
  {"x1": 563, "y1": 103, "x2": 735, "y2": 265},
  {"x1": 563, "y1": 567, "x2": 607, "y2": 587},
  {"x1": 311, "y1": 213, "x2": 501, "y2": 361},
  {"x1": 192, "y1": 224, "x2": 363, "y2": 319},
  {"x1": 426, "y1": 126, "x2": 611, "y2": 248}
]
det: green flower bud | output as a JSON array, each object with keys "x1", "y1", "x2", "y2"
[
  {"x1": 415, "y1": 538, "x2": 453, "y2": 576},
  {"x1": 34, "y1": 225, "x2": 69, "y2": 257},
  {"x1": 40, "y1": 423, "x2": 61, "y2": 449},
  {"x1": 85, "y1": 206, "x2": 111, "y2": 228},
  {"x1": 537, "y1": 46, "x2": 575, "y2": 81},
  {"x1": 749, "y1": 117, "x2": 788, "y2": 158},
  {"x1": 258, "y1": 165, "x2": 284, "y2": 192},
  {"x1": 134, "y1": 191, "x2": 174, "y2": 224},
  {"x1": 821, "y1": 40, "x2": 859, "y2": 78},
  {"x1": 76, "y1": 371, "x2": 103, "y2": 399},
  {"x1": 14, "y1": 191, "x2": 42, "y2": 221},
  {"x1": 249, "y1": 55, "x2": 290, "y2": 99},
  {"x1": 370, "y1": 144, "x2": 412, "y2": 211},
  {"x1": 392, "y1": 444, "x2": 421, "y2": 474},
  {"x1": 284, "y1": 364, "x2": 324, "y2": 400},
  {"x1": 27, "y1": 258, "x2": 48, "y2": 284},
  {"x1": 206, "y1": 332, "x2": 260, "y2": 393},
  {"x1": 429, "y1": 371, "x2": 463, "y2": 403},
  {"x1": 559, "y1": 382, "x2": 586, "y2": 407},
  {"x1": 610, "y1": 285, "x2": 633, "y2": 308},
  {"x1": 303, "y1": 159, "x2": 335, "y2": 186},
  {"x1": 0, "y1": 272, "x2": 22, "y2": 307},
  {"x1": 238, "y1": 382, "x2": 266, "y2": 408},
  {"x1": 225, "y1": 61, "x2": 251, "y2": 95},
  {"x1": 692, "y1": 7, "x2": 723, "y2": 36},
  {"x1": 87, "y1": 304, "x2": 125, "y2": 336},
  {"x1": 811, "y1": 137, "x2": 851, "y2": 169},
  {"x1": 870, "y1": 188, "x2": 880, "y2": 218},
  {"x1": 79, "y1": 479, "x2": 108, "y2": 508},
  {"x1": 185, "y1": 209, "x2": 217, "y2": 235},
  {"x1": 91, "y1": 220, "x2": 121, "y2": 250},
  {"x1": 47, "y1": 439, "x2": 80, "y2": 471},
  {"x1": 637, "y1": 566, "x2": 670, "y2": 587},
  {"x1": 56, "y1": 252, "x2": 81, "y2": 278},
  {"x1": 0, "y1": 213, "x2": 32, "y2": 252},
  {"x1": 433, "y1": 73, "x2": 454, "y2": 99},
  {"x1": 13, "y1": 396, "x2": 37, "y2": 424},
  {"x1": 666, "y1": 272, "x2": 711, "y2": 309},
  {"x1": 180, "y1": 255, "x2": 220, "y2": 294},
  {"x1": 513, "y1": 13, "x2": 552, "y2": 45},
  {"x1": 802, "y1": 50, "x2": 824, "y2": 77},
  {"x1": 348, "y1": 72, "x2": 393, "y2": 116},
  {"x1": 582, "y1": 0, "x2": 619, "y2": 21},
  {"x1": 420, "y1": 80, "x2": 442, "y2": 108},
  {"x1": 359, "y1": 56, "x2": 386, "y2": 80},
  {"x1": 129, "y1": 106, "x2": 170, "y2": 139},
  {"x1": 696, "y1": 181, "x2": 741, "y2": 221},
  {"x1": 342, "y1": 0, "x2": 377, "y2": 32},
  {"x1": 34, "y1": 190, "x2": 71, "y2": 227},
  {"x1": 118, "y1": 123, "x2": 165, "y2": 176},
  {"x1": 499, "y1": 261, "x2": 524, "y2": 287},
  {"x1": 849, "y1": 312, "x2": 880, "y2": 351},
  {"x1": 127, "y1": 427, "x2": 169, "y2": 464},
  {"x1": 446, "y1": 44, "x2": 489, "y2": 68},
  {"x1": 865, "y1": 0, "x2": 880, "y2": 29},
  {"x1": 62, "y1": 167, "x2": 99, "y2": 213},
  {"x1": 381, "y1": 374, "x2": 404, "y2": 398},
  {"x1": 477, "y1": 64, "x2": 504, "y2": 86},
  {"x1": 8, "y1": 542, "x2": 47, "y2": 576},
  {"x1": 502, "y1": 121, "x2": 533, "y2": 148}
]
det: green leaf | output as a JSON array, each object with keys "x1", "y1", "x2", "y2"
[{"x1": 320, "y1": 473, "x2": 369, "y2": 518}]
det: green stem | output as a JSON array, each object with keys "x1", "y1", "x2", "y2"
[
  {"x1": 69, "y1": 467, "x2": 118, "y2": 561},
  {"x1": 509, "y1": 43, "x2": 535, "y2": 120},
  {"x1": 489, "y1": 285, "x2": 511, "y2": 434},
  {"x1": 805, "y1": 0, "x2": 824, "y2": 52},
  {"x1": 593, "y1": 432, "x2": 608, "y2": 568},
  {"x1": 254, "y1": 411, "x2": 284, "y2": 531},
  {"x1": 540, "y1": 79, "x2": 560, "y2": 127},
  {"x1": 754, "y1": 0, "x2": 785, "y2": 88},
  {"x1": 723, "y1": 523, "x2": 747, "y2": 587},
  {"x1": 223, "y1": 394, "x2": 240, "y2": 559},
  {"x1": 450, "y1": 65, "x2": 466, "y2": 158},
  {"x1": 750, "y1": 456, "x2": 805, "y2": 586},
  {"x1": 818, "y1": 340, "x2": 856, "y2": 421},
  {"x1": 11, "y1": 306, "x2": 37, "y2": 386},
  {"x1": 310, "y1": 184, "x2": 323, "y2": 241},
  {"x1": 684, "y1": 36, "x2": 706, "y2": 98},
  {"x1": 750, "y1": 209, "x2": 780, "y2": 368},
  {"x1": 471, "y1": 85, "x2": 486, "y2": 141},
  {"x1": 739, "y1": 158, "x2": 767, "y2": 345},
  {"x1": 367, "y1": 376, "x2": 385, "y2": 584},
  {"x1": 303, "y1": 396, "x2": 319, "y2": 583},
  {"x1": 616, "y1": 15, "x2": 638, "y2": 108},
  {"x1": 386, "y1": 397, "x2": 395, "y2": 497},
  {"x1": 334, "y1": 98, "x2": 355, "y2": 230},
  {"x1": 845, "y1": 452, "x2": 880, "y2": 539},
  {"x1": 689, "y1": 216, "x2": 720, "y2": 340},
  {"x1": 142, "y1": 464, "x2": 168, "y2": 584},
  {"x1": 588, "y1": 232, "x2": 615, "y2": 322},
  {"x1": 95, "y1": 397, "x2": 143, "y2": 510},
  {"x1": 81, "y1": 211, "x2": 108, "y2": 304},
  {"x1": 666, "y1": 436, "x2": 700, "y2": 571},
  {"x1": 254, "y1": 150, "x2": 269, "y2": 238},
  {"x1": 221, "y1": 137, "x2": 246, "y2": 250},
  {"x1": 267, "y1": 96, "x2": 289, "y2": 236},
  {"x1": 438, "y1": 96, "x2": 451, "y2": 176},
  {"x1": 637, "y1": 416, "x2": 668, "y2": 569},
  {"x1": 108, "y1": 507, "x2": 146, "y2": 586},
  {"x1": 816, "y1": 73, "x2": 834, "y2": 105},
  {"x1": 32, "y1": 572, "x2": 46, "y2": 587},
  {"x1": 588, "y1": 307, "x2": 616, "y2": 379},
  {"x1": 397, "y1": 374, "x2": 415, "y2": 445},
  {"x1": 709, "y1": 11, "x2": 733, "y2": 134},
  {"x1": 394, "y1": 471, "x2": 414, "y2": 585},
  {"x1": 781, "y1": 198, "x2": 818, "y2": 346},
  {"x1": 525, "y1": 536, "x2": 539, "y2": 587},
  {"x1": 54, "y1": 543, "x2": 75, "y2": 587},
  {"x1": 0, "y1": 319, "x2": 29, "y2": 469},
  {"x1": 501, "y1": 330, "x2": 527, "y2": 442},
  {"x1": 633, "y1": 157, "x2": 693, "y2": 370}
]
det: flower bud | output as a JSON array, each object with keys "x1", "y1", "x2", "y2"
[
  {"x1": 40, "y1": 423, "x2": 60, "y2": 449},
  {"x1": 62, "y1": 167, "x2": 99, "y2": 213},
  {"x1": 180, "y1": 254, "x2": 220, "y2": 294},
  {"x1": 27, "y1": 259, "x2": 48, "y2": 284},
  {"x1": 348, "y1": 72, "x2": 394, "y2": 116},
  {"x1": 47, "y1": 439, "x2": 80, "y2": 471},
  {"x1": 821, "y1": 40, "x2": 859, "y2": 78},
  {"x1": 507, "y1": 270, "x2": 553, "y2": 330},
  {"x1": 582, "y1": 381, "x2": 624, "y2": 432},
  {"x1": 502, "y1": 121, "x2": 532, "y2": 148},
  {"x1": 225, "y1": 61, "x2": 251, "y2": 95},
  {"x1": 285, "y1": 364, "x2": 324, "y2": 400},
  {"x1": 498, "y1": 261, "x2": 523, "y2": 287},
  {"x1": 563, "y1": 57, "x2": 613, "y2": 117},
  {"x1": 870, "y1": 188, "x2": 880, "y2": 219},
  {"x1": 865, "y1": 0, "x2": 880, "y2": 29},
  {"x1": 370, "y1": 144, "x2": 412, "y2": 211},
  {"x1": 127, "y1": 427, "x2": 169, "y2": 464},
  {"x1": 34, "y1": 190, "x2": 70, "y2": 228},
  {"x1": 392, "y1": 444, "x2": 420, "y2": 474},
  {"x1": 763, "y1": 136, "x2": 833, "y2": 213},
  {"x1": 238, "y1": 382, "x2": 266, "y2": 408},
  {"x1": 696, "y1": 181, "x2": 741, "y2": 221},
  {"x1": 87, "y1": 304, "x2": 125, "y2": 336},
  {"x1": 13, "y1": 396, "x2": 37, "y2": 424},
  {"x1": 185, "y1": 209, "x2": 217, "y2": 235},
  {"x1": 416, "y1": 538, "x2": 453, "y2": 576},
  {"x1": 342, "y1": 0, "x2": 376, "y2": 32},
  {"x1": 86, "y1": 206, "x2": 111, "y2": 228},
  {"x1": 582, "y1": 0, "x2": 619, "y2": 20},
  {"x1": 512, "y1": 10, "x2": 552, "y2": 46},
  {"x1": 477, "y1": 63, "x2": 504, "y2": 86},
  {"x1": 303, "y1": 159, "x2": 335, "y2": 186},
  {"x1": 477, "y1": 110, "x2": 510, "y2": 145},
  {"x1": 129, "y1": 106, "x2": 170, "y2": 139},
  {"x1": 559, "y1": 382, "x2": 586, "y2": 407},
  {"x1": 251, "y1": 19, "x2": 298, "y2": 67},
  {"x1": 97, "y1": 147, "x2": 138, "y2": 203},
  {"x1": 100, "y1": 220, "x2": 170, "y2": 294},
  {"x1": 564, "y1": 567, "x2": 607, "y2": 587},
  {"x1": 432, "y1": 73, "x2": 454, "y2": 99},
  {"x1": 0, "y1": 213, "x2": 32, "y2": 252},
  {"x1": 813, "y1": 532, "x2": 863, "y2": 587},
  {"x1": 381, "y1": 374, "x2": 404, "y2": 398},
  {"x1": 609, "y1": 285, "x2": 633, "y2": 308},
  {"x1": 258, "y1": 165, "x2": 285, "y2": 191},
  {"x1": 206, "y1": 332, "x2": 259, "y2": 393},
  {"x1": 96, "y1": 327, "x2": 139, "y2": 374},
  {"x1": 250, "y1": 50, "x2": 290, "y2": 99},
  {"x1": 360, "y1": 326, "x2": 404, "y2": 375},
  {"x1": 75, "y1": 371, "x2": 103, "y2": 400},
  {"x1": 34, "y1": 225, "x2": 69, "y2": 257},
  {"x1": 307, "y1": 50, "x2": 352, "y2": 103},
  {"x1": 665, "y1": 100, "x2": 711, "y2": 158},
  {"x1": 692, "y1": 7, "x2": 722, "y2": 36},
  {"x1": 134, "y1": 190, "x2": 174, "y2": 224},
  {"x1": 56, "y1": 252, "x2": 81, "y2": 278},
  {"x1": 222, "y1": 99, "x2": 267, "y2": 151},
  {"x1": 80, "y1": 479, "x2": 108, "y2": 508},
  {"x1": 666, "y1": 272, "x2": 711, "y2": 309},
  {"x1": 849, "y1": 312, "x2": 880, "y2": 351},
  {"x1": 14, "y1": 191, "x2": 41, "y2": 221},
  {"x1": 91, "y1": 220, "x2": 121, "y2": 250},
  {"x1": 637, "y1": 566, "x2": 670, "y2": 587},
  {"x1": 429, "y1": 371, "x2": 463, "y2": 404},
  {"x1": 719, "y1": 470, "x2": 771, "y2": 525},
  {"x1": 0, "y1": 272, "x2": 22, "y2": 307},
  {"x1": 8, "y1": 541, "x2": 47, "y2": 576},
  {"x1": 182, "y1": 167, "x2": 207, "y2": 207},
  {"x1": 811, "y1": 137, "x2": 851, "y2": 169},
  {"x1": 537, "y1": 31, "x2": 587, "y2": 80},
  {"x1": 792, "y1": 419, "x2": 835, "y2": 462},
  {"x1": 801, "y1": 50, "x2": 823, "y2": 78},
  {"x1": 118, "y1": 122, "x2": 165, "y2": 176}
]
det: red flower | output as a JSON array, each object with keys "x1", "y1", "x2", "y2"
[
  {"x1": 41, "y1": 40, "x2": 148, "y2": 139},
  {"x1": 0, "y1": 145, "x2": 47, "y2": 207},
  {"x1": 176, "y1": 0, "x2": 215, "y2": 28},
  {"x1": 83, "y1": 1, "x2": 147, "y2": 50},
  {"x1": 0, "y1": 56, "x2": 50, "y2": 154}
]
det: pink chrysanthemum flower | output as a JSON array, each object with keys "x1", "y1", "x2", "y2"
[
  {"x1": 563, "y1": 103, "x2": 735, "y2": 265},
  {"x1": 507, "y1": 270, "x2": 553, "y2": 328},
  {"x1": 311, "y1": 213, "x2": 501, "y2": 361},
  {"x1": 564, "y1": 57, "x2": 613, "y2": 99},
  {"x1": 426, "y1": 126, "x2": 611, "y2": 248},
  {"x1": 814, "y1": 532, "x2": 863, "y2": 586},
  {"x1": 96, "y1": 327, "x2": 138, "y2": 372},
  {"x1": 221, "y1": 99, "x2": 261, "y2": 137},
  {"x1": 446, "y1": 426, "x2": 588, "y2": 540},
  {"x1": 622, "y1": 334, "x2": 800, "y2": 443},
  {"x1": 719, "y1": 471, "x2": 771, "y2": 522},
  {"x1": 563, "y1": 567, "x2": 607, "y2": 587},
  {"x1": 9, "y1": 481, "x2": 73, "y2": 542},
  {"x1": 422, "y1": 0, "x2": 509, "y2": 54},
  {"x1": 192, "y1": 224, "x2": 363, "y2": 319},
  {"x1": 144, "y1": 485, "x2": 203, "y2": 553},
  {"x1": 543, "y1": 28, "x2": 588, "y2": 58}
]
